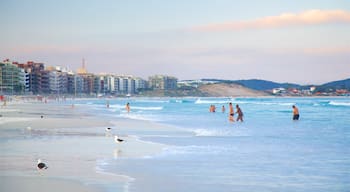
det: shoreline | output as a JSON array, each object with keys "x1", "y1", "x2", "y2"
[{"x1": 0, "y1": 99, "x2": 181, "y2": 192}]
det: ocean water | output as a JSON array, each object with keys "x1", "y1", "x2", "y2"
[{"x1": 74, "y1": 97, "x2": 350, "y2": 192}]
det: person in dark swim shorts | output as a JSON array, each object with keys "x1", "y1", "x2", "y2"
[
  {"x1": 292, "y1": 105, "x2": 299, "y2": 120},
  {"x1": 229, "y1": 102, "x2": 234, "y2": 122},
  {"x1": 236, "y1": 104, "x2": 243, "y2": 122}
]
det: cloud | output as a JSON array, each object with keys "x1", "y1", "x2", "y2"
[{"x1": 191, "y1": 9, "x2": 350, "y2": 32}]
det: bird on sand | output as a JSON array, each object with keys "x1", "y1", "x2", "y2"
[
  {"x1": 114, "y1": 135, "x2": 124, "y2": 143},
  {"x1": 37, "y1": 159, "x2": 48, "y2": 170}
]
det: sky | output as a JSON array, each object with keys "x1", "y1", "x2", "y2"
[{"x1": 1, "y1": 0, "x2": 350, "y2": 84}]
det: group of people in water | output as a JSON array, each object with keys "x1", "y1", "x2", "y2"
[
  {"x1": 111, "y1": 100, "x2": 299, "y2": 122},
  {"x1": 210, "y1": 103, "x2": 300, "y2": 122},
  {"x1": 209, "y1": 102, "x2": 244, "y2": 122}
]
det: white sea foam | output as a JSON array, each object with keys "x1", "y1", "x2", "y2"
[
  {"x1": 192, "y1": 128, "x2": 250, "y2": 137},
  {"x1": 135, "y1": 99, "x2": 170, "y2": 103},
  {"x1": 195, "y1": 98, "x2": 232, "y2": 104},
  {"x1": 95, "y1": 158, "x2": 135, "y2": 192},
  {"x1": 110, "y1": 104, "x2": 126, "y2": 109},
  {"x1": 329, "y1": 101, "x2": 350, "y2": 107},
  {"x1": 159, "y1": 145, "x2": 231, "y2": 156},
  {"x1": 118, "y1": 113, "x2": 161, "y2": 122},
  {"x1": 234, "y1": 101, "x2": 295, "y2": 106},
  {"x1": 109, "y1": 104, "x2": 163, "y2": 111},
  {"x1": 131, "y1": 106, "x2": 163, "y2": 110}
]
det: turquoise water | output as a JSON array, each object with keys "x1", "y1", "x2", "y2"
[{"x1": 75, "y1": 97, "x2": 350, "y2": 192}]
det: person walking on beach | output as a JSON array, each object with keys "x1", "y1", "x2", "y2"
[
  {"x1": 236, "y1": 104, "x2": 243, "y2": 122},
  {"x1": 292, "y1": 105, "x2": 299, "y2": 120},
  {"x1": 228, "y1": 103, "x2": 234, "y2": 122},
  {"x1": 126, "y1": 102, "x2": 130, "y2": 113}
]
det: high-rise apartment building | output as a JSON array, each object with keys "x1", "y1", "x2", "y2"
[
  {"x1": 148, "y1": 75, "x2": 178, "y2": 90},
  {"x1": 1, "y1": 59, "x2": 176, "y2": 96},
  {"x1": 0, "y1": 60, "x2": 25, "y2": 94}
]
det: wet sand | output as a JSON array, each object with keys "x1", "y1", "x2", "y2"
[{"x1": 0, "y1": 99, "x2": 173, "y2": 192}]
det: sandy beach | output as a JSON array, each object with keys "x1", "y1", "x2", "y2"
[
  {"x1": 2, "y1": 97, "x2": 349, "y2": 192},
  {"x1": 0, "y1": 98, "x2": 176, "y2": 192}
]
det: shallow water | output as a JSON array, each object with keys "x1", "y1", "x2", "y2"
[{"x1": 71, "y1": 97, "x2": 350, "y2": 191}]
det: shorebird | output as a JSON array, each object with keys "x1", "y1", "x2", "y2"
[
  {"x1": 114, "y1": 135, "x2": 124, "y2": 143},
  {"x1": 37, "y1": 159, "x2": 48, "y2": 170},
  {"x1": 105, "y1": 127, "x2": 112, "y2": 132}
]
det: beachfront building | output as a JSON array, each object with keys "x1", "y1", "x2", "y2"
[
  {"x1": 127, "y1": 78, "x2": 136, "y2": 95},
  {"x1": 19, "y1": 68, "x2": 30, "y2": 93},
  {"x1": 97, "y1": 75, "x2": 146, "y2": 95},
  {"x1": 0, "y1": 60, "x2": 25, "y2": 94},
  {"x1": 272, "y1": 88, "x2": 286, "y2": 95},
  {"x1": 93, "y1": 75, "x2": 104, "y2": 95},
  {"x1": 2, "y1": 58, "x2": 174, "y2": 96},
  {"x1": 119, "y1": 76, "x2": 135, "y2": 94},
  {"x1": 112, "y1": 76, "x2": 120, "y2": 94},
  {"x1": 46, "y1": 66, "x2": 69, "y2": 94},
  {"x1": 148, "y1": 75, "x2": 178, "y2": 90},
  {"x1": 134, "y1": 77, "x2": 147, "y2": 91},
  {"x1": 67, "y1": 73, "x2": 85, "y2": 96},
  {"x1": 81, "y1": 74, "x2": 95, "y2": 95},
  {"x1": 13, "y1": 60, "x2": 48, "y2": 94},
  {"x1": 105, "y1": 75, "x2": 115, "y2": 94}
]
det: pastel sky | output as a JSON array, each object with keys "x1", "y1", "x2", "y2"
[{"x1": 1, "y1": 0, "x2": 350, "y2": 84}]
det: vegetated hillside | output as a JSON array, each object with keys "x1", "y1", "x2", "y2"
[
  {"x1": 233, "y1": 79, "x2": 301, "y2": 90},
  {"x1": 318, "y1": 78, "x2": 350, "y2": 91},
  {"x1": 198, "y1": 83, "x2": 270, "y2": 97}
]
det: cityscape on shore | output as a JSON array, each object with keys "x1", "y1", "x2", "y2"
[{"x1": 1, "y1": 59, "x2": 349, "y2": 97}]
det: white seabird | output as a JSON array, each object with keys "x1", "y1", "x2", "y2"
[
  {"x1": 37, "y1": 159, "x2": 48, "y2": 170},
  {"x1": 114, "y1": 135, "x2": 124, "y2": 143},
  {"x1": 106, "y1": 127, "x2": 112, "y2": 132}
]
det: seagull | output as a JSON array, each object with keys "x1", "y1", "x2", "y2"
[
  {"x1": 114, "y1": 135, "x2": 124, "y2": 143},
  {"x1": 105, "y1": 127, "x2": 112, "y2": 132},
  {"x1": 37, "y1": 159, "x2": 48, "y2": 170}
]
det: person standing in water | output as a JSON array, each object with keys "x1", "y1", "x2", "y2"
[
  {"x1": 222, "y1": 105, "x2": 225, "y2": 113},
  {"x1": 292, "y1": 105, "x2": 299, "y2": 120},
  {"x1": 126, "y1": 102, "x2": 130, "y2": 113},
  {"x1": 228, "y1": 103, "x2": 234, "y2": 122},
  {"x1": 236, "y1": 104, "x2": 243, "y2": 122}
]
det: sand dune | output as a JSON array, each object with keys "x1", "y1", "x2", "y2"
[{"x1": 198, "y1": 83, "x2": 270, "y2": 97}]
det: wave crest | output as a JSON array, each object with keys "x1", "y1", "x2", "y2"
[{"x1": 329, "y1": 101, "x2": 350, "y2": 107}]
